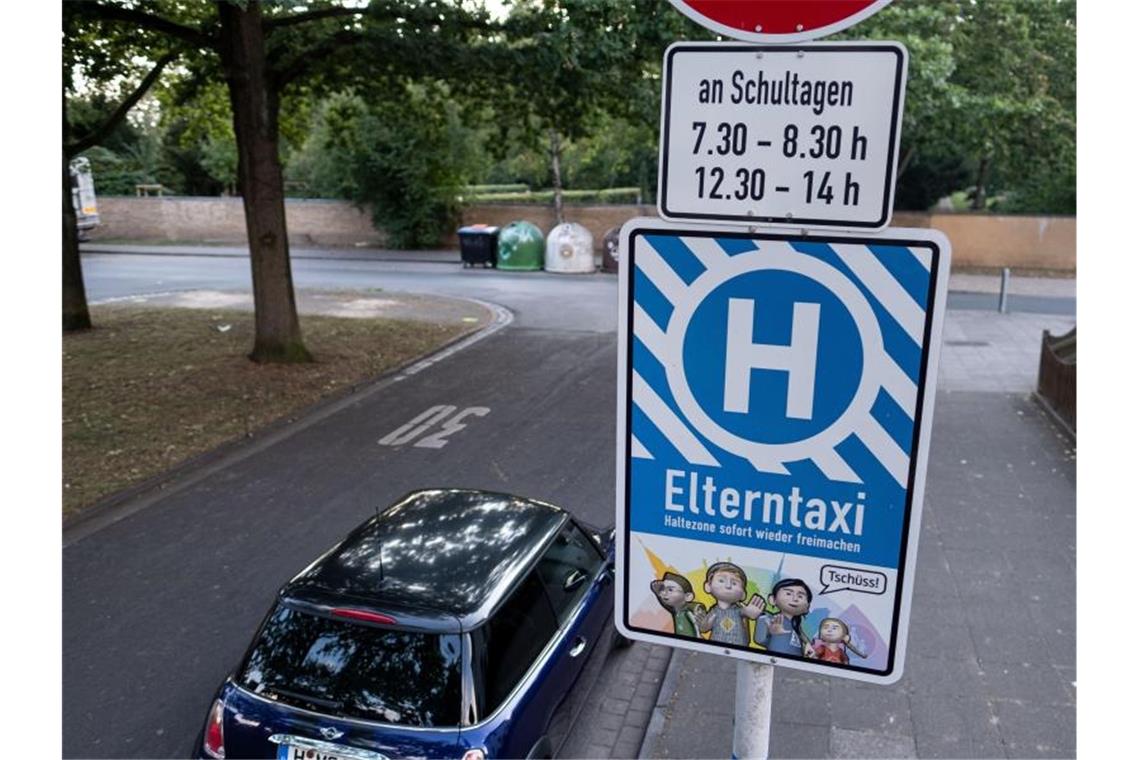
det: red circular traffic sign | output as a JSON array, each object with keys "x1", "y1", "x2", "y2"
[{"x1": 669, "y1": 0, "x2": 893, "y2": 43}]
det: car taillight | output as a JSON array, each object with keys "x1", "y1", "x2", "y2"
[
  {"x1": 460, "y1": 750, "x2": 485, "y2": 760},
  {"x1": 203, "y1": 698, "x2": 225, "y2": 759},
  {"x1": 331, "y1": 608, "x2": 398, "y2": 625}
]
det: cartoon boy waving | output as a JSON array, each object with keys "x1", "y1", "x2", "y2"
[
  {"x1": 754, "y1": 578, "x2": 815, "y2": 657},
  {"x1": 695, "y1": 562, "x2": 764, "y2": 646}
]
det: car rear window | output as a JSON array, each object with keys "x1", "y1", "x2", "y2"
[{"x1": 239, "y1": 605, "x2": 462, "y2": 727}]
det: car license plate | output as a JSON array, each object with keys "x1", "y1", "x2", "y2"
[{"x1": 277, "y1": 744, "x2": 350, "y2": 760}]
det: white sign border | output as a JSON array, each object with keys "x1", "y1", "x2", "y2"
[
  {"x1": 668, "y1": 0, "x2": 894, "y2": 44},
  {"x1": 657, "y1": 41, "x2": 909, "y2": 232},
  {"x1": 613, "y1": 218, "x2": 951, "y2": 685}
]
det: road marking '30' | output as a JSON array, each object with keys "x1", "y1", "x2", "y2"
[{"x1": 378, "y1": 405, "x2": 490, "y2": 449}]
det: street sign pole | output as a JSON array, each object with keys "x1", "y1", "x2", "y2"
[
  {"x1": 631, "y1": 4, "x2": 921, "y2": 757},
  {"x1": 733, "y1": 662, "x2": 774, "y2": 760}
]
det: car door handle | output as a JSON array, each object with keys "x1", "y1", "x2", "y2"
[
  {"x1": 568, "y1": 636, "x2": 588, "y2": 658},
  {"x1": 563, "y1": 569, "x2": 588, "y2": 592}
]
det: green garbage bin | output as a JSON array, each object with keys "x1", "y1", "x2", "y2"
[{"x1": 497, "y1": 220, "x2": 545, "y2": 271}]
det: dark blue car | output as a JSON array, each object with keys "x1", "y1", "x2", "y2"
[{"x1": 196, "y1": 489, "x2": 618, "y2": 760}]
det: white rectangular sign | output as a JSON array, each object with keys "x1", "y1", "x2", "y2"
[
  {"x1": 658, "y1": 42, "x2": 908, "y2": 230},
  {"x1": 615, "y1": 219, "x2": 950, "y2": 683}
]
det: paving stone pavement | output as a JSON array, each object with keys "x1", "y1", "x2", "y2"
[
  {"x1": 938, "y1": 311, "x2": 1074, "y2": 394},
  {"x1": 637, "y1": 385, "x2": 1076, "y2": 760},
  {"x1": 563, "y1": 305, "x2": 1076, "y2": 759},
  {"x1": 558, "y1": 639, "x2": 673, "y2": 759}
]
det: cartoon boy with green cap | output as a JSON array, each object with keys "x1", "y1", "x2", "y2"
[{"x1": 650, "y1": 571, "x2": 706, "y2": 638}]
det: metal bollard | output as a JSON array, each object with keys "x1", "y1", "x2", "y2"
[
  {"x1": 998, "y1": 267, "x2": 1011, "y2": 314},
  {"x1": 732, "y1": 661, "x2": 774, "y2": 760}
]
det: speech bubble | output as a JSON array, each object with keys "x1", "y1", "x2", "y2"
[{"x1": 819, "y1": 564, "x2": 887, "y2": 595}]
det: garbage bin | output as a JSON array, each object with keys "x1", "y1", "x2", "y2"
[
  {"x1": 601, "y1": 226, "x2": 621, "y2": 273},
  {"x1": 497, "y1": 220, "x2": 545, "y2": 271},
  {"x1": 458, "y1": 224, "x2": 500, "y2": 268},
  {"x1": 545, "y1": 222, "x2": 595, "y2": 274}
]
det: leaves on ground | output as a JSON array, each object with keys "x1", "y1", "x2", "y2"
[{"x1": 62, "y1": 306, "x2": 475, "y2": 517}]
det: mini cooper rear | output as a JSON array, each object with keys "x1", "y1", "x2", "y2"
[{"x1": 195, "y1": 489, "x2": 616, "y2": 760}]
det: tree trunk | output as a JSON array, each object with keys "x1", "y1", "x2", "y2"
[
  {"x1": 549, "y1": 129, "x2": 564, "y2": 225},
  {"x1": 896, "y1": 144, "x2": 916, "y2": 182},
  {"x1": 63, "y1": 152, "x2": 92, "y2": 332},
  {"x1": 218, "y1": 1, "x2": 311, "y2": 363},
  {"x1": 972, "y1": 156, "x2": 990, "y2": 211}
]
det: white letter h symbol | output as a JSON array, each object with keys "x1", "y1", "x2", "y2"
[{"x1": 723, "y1": 298, "x2": 820, "y2": 419}]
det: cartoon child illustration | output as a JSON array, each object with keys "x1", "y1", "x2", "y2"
[
  {"x1": 811, "y1": 617, "x2": 866, "y2": 665},
  {"x1": 695, "y1": 562, "x2": 765, "y2": 646},
  {"x1": 650, "y1": 572, "x2": 706, "y2": 638},
  {"x1": 754, "y1": 578, "x2": 815, "y2": 657}
]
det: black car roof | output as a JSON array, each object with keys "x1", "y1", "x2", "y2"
[{"x1": 281, "y1": 489, "x2": 568, "y2": 630}]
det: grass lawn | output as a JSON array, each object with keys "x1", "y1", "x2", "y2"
[{"x1": 62, "y1": 305, "x2": 480, "y2": 518}]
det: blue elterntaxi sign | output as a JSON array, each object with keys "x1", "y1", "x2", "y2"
[{"x1": 614, "y1": 219, "x2": 950, "y2": 684}]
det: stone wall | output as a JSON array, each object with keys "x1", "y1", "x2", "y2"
[
  {"x1": 456, "y1": 206, "x2": 1076, "y2": 271},
  {"x1": 926, "y1": 213, "x2": 1075, "y2": 271},
  {"x1": 89, "y1": 196, "x2": 384, "y2": 247},
  {"x1": 88, "y1": 196, "x2": 1076, "y2": 271}
]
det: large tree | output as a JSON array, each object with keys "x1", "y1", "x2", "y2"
[
  {"x1": 950, "y1": 0, "x2": 1075, "y2": 212},
  {"x1": 66, "y1": 0, "x2": 494, "y2": 360},
  {"x1": 852, "y1": 0, "x2": 1075, "y2": 213}
]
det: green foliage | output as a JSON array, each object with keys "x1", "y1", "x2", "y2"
[
  {"x1": 65, "y1": 0, "x2": 1076, "y2": 219},
  {"x1": 474, "y1": 0, "x2": 694, "y2": 211},
  {"x1": 70, "y1": 92, "x2": 181, "y2": 195},
  {"x1": 892, "y1": 152, "x2": 971, "y2": 212},
  {"x1": 157, "y1": 82, "x2": 238, "y2": 193},
  {"x1": 852, "y1": 0, "x2": 1075, "y2": 213},
  {"x1": 291, "y1": 86, "x2": 484, "y2": 247},
  {"x1": 561, "y1": 112, "x2": 658, "y2": 201}
]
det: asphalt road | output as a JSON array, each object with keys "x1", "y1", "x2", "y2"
[
  {"x1": 82, "y1": 252, "x2": 621, "y2": 332},
  {"x1": 80, "y1": 249, "x2": 1074, "y2": 323},
  {"x1": 64, "y1": 250, "x2": 1074, "y2": 758},
  {"x1": 65, "y1": 254, "x2": 625, "y2": 758}
]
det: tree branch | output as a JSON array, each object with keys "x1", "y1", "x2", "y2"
[
  {"x1": 263, "y1": 6, "x2": 367, "y2": 30},
  {"x1": 79, "y1": 1, "x2": 214, "y2": 48},
  {"x1": 272, "y1": 29, "x2": 365, "y2": 88},
  {"x1": 66, "y1": 52, "x2": 178, "y2": 158},
  {"x1": 268, "y1": 5, "x2": 503, "y2": 88}
]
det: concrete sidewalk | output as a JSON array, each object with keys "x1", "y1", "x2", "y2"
[{"x1": 566, "y1": 309, "x2": 1076, "y2": 759}]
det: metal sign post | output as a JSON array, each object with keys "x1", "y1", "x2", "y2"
[{"x1": 734, "y1": 661, "x2": 774, "y2": 759}]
